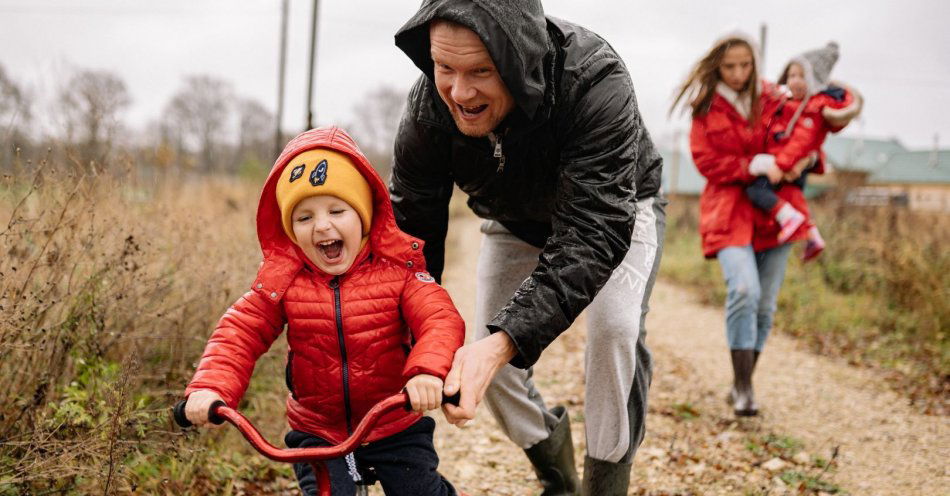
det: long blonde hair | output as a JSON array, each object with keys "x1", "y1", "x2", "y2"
[{"x1": 671, "y1": 37, "x2": 760, "y2": 125}]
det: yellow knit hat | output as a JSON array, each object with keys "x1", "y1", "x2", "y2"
[{"x1": 275, "y1": 148, "x2": 373, "y2": 243}]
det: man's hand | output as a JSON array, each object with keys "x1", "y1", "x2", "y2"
[
  {"x1": 405, "y1": 374, "x2": 444, "y2": 412},
  {"x1": 184, "y1": 390, "x2": 224, "y2": 428},
  {"x1": 441, "y1": 331, "x2": 517, "y2": 427}
]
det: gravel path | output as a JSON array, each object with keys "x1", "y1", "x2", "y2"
[{"x1": 425, "y1": 211, "x2": 948, "y2": 496}]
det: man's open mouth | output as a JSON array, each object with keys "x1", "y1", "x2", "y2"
[
  {"x1": 458, "y1": 104, "x2": 488, "y2": 117},
  {"x1": 317, "y1": 239, "x2": 343, "y2": 261}
]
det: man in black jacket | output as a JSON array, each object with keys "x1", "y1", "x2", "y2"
[{"x1": 391, "y1": 1, "x2": 664, "y2": 494}]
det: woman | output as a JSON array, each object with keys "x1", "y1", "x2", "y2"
[{"x1": 671, "y1": 34, "x2": 790, "y2": 416}]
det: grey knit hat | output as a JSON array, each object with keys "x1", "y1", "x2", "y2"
[{"x1": 779, "y1": 41, "x2": 840, "y2": 94}]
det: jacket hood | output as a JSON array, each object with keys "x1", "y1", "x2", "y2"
[
  {"x1": 394, "y1": 0, "x2": 552, "y2": 121},
  {"x1": 255, "y1": 127, "x2": 426, "y2": 290},
  {"x1": 778, "y1": 42, "x2": 839, "y2": 95}
]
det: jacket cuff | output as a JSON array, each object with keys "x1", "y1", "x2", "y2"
[
  {"x1": 184, "y1": 383, "x2": 237, "y2": 408},
  {"x1": 738, "y1": 156, "x2": 756, "y2": 182},
  {"x1": 486, "y1": 323, "x2": 536, "y2": 370},
  {"x1": 402, "y1": 364, "x2": 447, "y2": 380}
]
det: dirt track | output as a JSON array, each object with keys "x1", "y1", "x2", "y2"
[{"x1": 425, "y1": 210, "x2": 948, "y2": 496}]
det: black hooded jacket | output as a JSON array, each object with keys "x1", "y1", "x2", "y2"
[{"x1": 390, "y1": 0, "x2": 663, "y2": 368}]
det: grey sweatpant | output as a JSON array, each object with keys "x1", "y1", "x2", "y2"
[{"x1": 475, "y1": 197, "x2": 665, "y2": 464}]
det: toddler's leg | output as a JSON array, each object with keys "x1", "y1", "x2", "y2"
[
  {"x1": 361, "y1": 417, "x2": 456, "y2": 496},
  {"x1": 802, "y1": 225, "x2": 826, "y2": 262},
  {"x1": 745, "y1": 176, "x2": 780, "y2": 213},
  {"x1": 285, "y1": 430, "x2": 357, "y2": 496},
  {"x1": 774, "y1": 202, "x2": 806, "y2": 244}
]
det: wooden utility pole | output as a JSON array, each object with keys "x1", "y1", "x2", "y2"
[
  {"x1": 759, "y1": 23, "x2": 768, "y2": 71},
  {"x1": 305, "y1": 0, "x2": 320, "y2": 130},
  {"x1": 274, "y1": 0, "x2": 289, "y2": 158}
]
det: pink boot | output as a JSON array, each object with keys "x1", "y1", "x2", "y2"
[
  {"x1": 802, "y1": 226, "x2": 825, "y2": 262},
  {"x1": 775, "y1": 203, "x2": 806, "y2": 244}
]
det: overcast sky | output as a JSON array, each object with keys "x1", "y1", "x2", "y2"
[{"x1": 2, "y1": 0, "x2": 949, "y2": 149}]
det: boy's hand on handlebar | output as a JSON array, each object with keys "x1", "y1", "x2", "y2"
[
  {"x1": 405, "y1": 374, "x2": 443, "y2": 412},
  {"x1": 185, "y1": 390, "x2": 225, "y2": 427}
]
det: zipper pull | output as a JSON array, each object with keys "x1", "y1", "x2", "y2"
[
  {"x1": 490, "y1": 132, "x2": 506, "y2": 173},
  {"x1": 329, "y1": 276, "x2": 340, "y2": 289}
]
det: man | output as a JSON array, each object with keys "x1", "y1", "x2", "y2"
[{"x1": 390, "y1": 1, "x2": 664, "y2": 494}]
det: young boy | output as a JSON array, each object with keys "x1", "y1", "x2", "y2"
[
  {"x1": 182, "y1": 126, "x2": 465, "y2": 495},
  {"x1": 747, "y1": 41, "x2": 862, "y2": 261}
]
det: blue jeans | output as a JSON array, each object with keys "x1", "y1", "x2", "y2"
[{"x1": 716, "y1": 244, "x2": 793, "y2": 351}]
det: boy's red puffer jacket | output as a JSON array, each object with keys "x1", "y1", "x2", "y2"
[
  {"x1": 690, "y1": 83, "x2": 781, "y2": 258},
  {"x1": 753, "y1": 88, "x2": 856, "y2": 251},
  {"x1": 186, "y1": 127, "x2": 465, "y2": 444}
]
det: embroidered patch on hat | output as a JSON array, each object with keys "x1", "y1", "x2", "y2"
[
  {"x1": 415, "y1": 272, "x2": 435, "y2": 283},
  {"x1": 310, "y1": 159, "x2": 328, "y2": 186},
  {"x1": 289, "y1": 164, "x2": 306, "y2": 182}
]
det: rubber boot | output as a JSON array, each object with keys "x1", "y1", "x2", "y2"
[
  {"x1": 523, "y1": 406, "x2": 580, "y2": 496},
  {"x1": 581, "y1": 456, "x2": 632, "y2": 496},
  {"x1": 726, "y1": 350, "x2": 760, "y2": 406},
  {"x1": 730, "y1": 349, "x2": 758, "y2": 416}
]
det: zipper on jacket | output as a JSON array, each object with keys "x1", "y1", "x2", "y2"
[
  {"x1": 488, "y1": 131, "x2": 506, "y2": 173},
  {"x1": 329, "y1": 276, "x2": 354, "y2": 434},
  {"x1": 285, "y1": 351, "x2": 297, "y2": 400}
]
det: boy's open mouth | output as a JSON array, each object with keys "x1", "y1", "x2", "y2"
[
  {"x1": 317, "y1": 239, "x2": 343, "y2": 261},
  {"x1": 458, "y1": 104, "x2": 488, "y2": 118}
]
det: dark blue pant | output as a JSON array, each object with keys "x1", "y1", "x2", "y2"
[
  {"x1": 284, "y1": 417, "x2": 456, "y2": 496},
  {"x1": 745, "y1": 173, "x2": 810, "y2": 213}
]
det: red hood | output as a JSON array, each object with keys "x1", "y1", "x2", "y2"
[{"x1": 254, "y1": 127, "x2": 427, "y2": 295}]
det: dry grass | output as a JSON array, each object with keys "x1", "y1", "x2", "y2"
[
  {"x1": 661, "y1": 195, "x2": 949, "y2": 415},
  {"x1": 0, "y1": 152, "x2": 293, "y2": 494}
]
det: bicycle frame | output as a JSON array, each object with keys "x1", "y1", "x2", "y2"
[{"x1": 173, "y1": 392, "x2": 458, "y2": 496}]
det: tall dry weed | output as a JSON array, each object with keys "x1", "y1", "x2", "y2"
[{"x1": 0, "y1": 152, "x2": 279, "y2": 493}]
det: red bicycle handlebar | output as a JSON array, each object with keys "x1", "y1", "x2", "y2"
[
  {"x1": 213, "y1": 393, "x2": 407, "y2": 463},
  {"x1": 173, "y1": 391, "x2": 461, "y2": 496}
]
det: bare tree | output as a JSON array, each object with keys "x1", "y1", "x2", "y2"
[
  {"x1": 162, "y1": 75, "x2": 233, "y2": 172},
  {"x1": 348, "y1": 85, "x2": 407, "y2": 181},
  {"x1": 237, "y1": 97, "x2": 274, "y2": 168},
  {"x1": 57, "y1": 69, "x2": 131, "y2": 172},
  {"x1": 0, "y1": 64, "x2": 31, "y2": 168}
]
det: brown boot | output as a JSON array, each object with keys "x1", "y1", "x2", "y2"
[
  {"x1": 523, "y1": 406, "x2": 580, "y2": 495},
  {"x1": 726, "y1": 350, "x2": 760, "y2": 405},
  {"x1": 730, "y1": 349, "x2": 758, "y2": 416}
]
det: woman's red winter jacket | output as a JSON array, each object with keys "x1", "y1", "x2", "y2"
[
  {"x1": 690, "y1": 86, "x2": 781, "y2": 257},
  {"x1": 185, "y1": 127, "x2": 465, "y2": 444}
]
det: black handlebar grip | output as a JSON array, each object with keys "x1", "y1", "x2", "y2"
[
  {"x1": 173, "y1": 399, "x2": 227, "y2": 427},
  {"x1": 442, "y1": 391, "x2": 461, "y2": 407},
  {"x1": 173, "y1": 400, "x2": 192, "y2": 428},
  {"x1": 401, "y1": 389, "x2": 461, "y2": 411},
  {"x1": 207, "y1": 400, "x2": 226, "y2": 425}
]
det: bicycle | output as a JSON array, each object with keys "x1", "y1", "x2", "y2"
[{"x1": 173, "y1": 392, "x2": 465, "y2": 496}]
